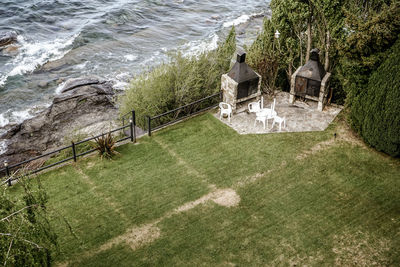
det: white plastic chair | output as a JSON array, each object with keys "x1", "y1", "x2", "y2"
[
  {"x1": 254, "y1": 114, "x2": 267, "y2": 129},
  {"x1": 266, "y1": 98, "x2": 277, "y2": 127},
  {"x1": 271, "y1": 98, "x2": 276, "y2": 113},
  {"x1": 219, "y1": 102, "x2": 232, "y2": 123},
  {"x1": 272, "y1": 115, "x2": 286, "y2": 132},
  {"x1": 248, "y1": 100, "x2": 261, "y2": 113}
]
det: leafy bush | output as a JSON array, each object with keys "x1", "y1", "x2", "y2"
[
  {"x1": 119, "y1": 27, "x2": 236, "y2": 128},
  {"x1": 352, "y1": 36, "x2": 400, "y2": 157}
]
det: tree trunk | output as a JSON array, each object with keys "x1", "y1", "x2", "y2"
[
  {"x1": 324, "y1": 30, "x2": 330, "y2": 71},
  {"x1": 288, "y1": 63, "x2": 293, "y2": 86},
  {"x1": 299, "y1": 34, "x2": 303, "y2": 66},
  {"x1": 306, "y1": 4, "x2": 312, "y2": 61}
]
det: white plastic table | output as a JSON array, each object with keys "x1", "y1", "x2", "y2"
[
  {"x1": 256, "y1": 108, "x2": 277, "y2": 118},
  {"x1": 256, "y1": 108, "x2": 277, "y2": 129}
]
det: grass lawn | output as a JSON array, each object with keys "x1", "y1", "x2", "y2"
[{"x1": 7, "y1": 112, "x2": 400, "y2": 266}]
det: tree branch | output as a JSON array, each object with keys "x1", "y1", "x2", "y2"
[
  {"x1": 0, "y1": 233, "x2": 43, "y2": 249},
  {"x1": 1, "y1": 205, "x2": 39, "y2": 222}
]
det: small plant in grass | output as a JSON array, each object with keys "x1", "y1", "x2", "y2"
[{"x1": 90, "y1": 132, "x2": 117, "y2": 159}]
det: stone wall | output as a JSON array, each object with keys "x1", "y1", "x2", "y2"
[{"x1": 221, "y1": 74, "x2": 238, "y2": 111}]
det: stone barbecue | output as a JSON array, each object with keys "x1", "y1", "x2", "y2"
[
  {"x1": 221, "y1": 51, "x2": 261, "y2": 113},
  {"x1": 289, "y1": 48, "x2": 331, "y2": 111}
]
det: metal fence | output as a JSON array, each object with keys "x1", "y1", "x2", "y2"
[
  {"x1": 146, "y1": 91, "x2": 221, "y2": 136},
  {"x1": 0, "y1": 92, "x2": 221, "y2": 185},
  {"x1": 0, "y1": 111, "x2": 137, "y2": 186}
]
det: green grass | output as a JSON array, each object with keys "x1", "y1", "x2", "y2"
[{"x1": 7, "y1": 112, "x2": 400, "y2": 266}]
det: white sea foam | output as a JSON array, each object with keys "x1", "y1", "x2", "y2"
[
  {"x1": 140, "y1": 50, "x2": 162, "y2": 66},
  {"x1": 11, "y1": 109, "x2": 34, "y2": 122},
  {"x1": 0, "y1": 104, "x2": 49, "y2": 131},
  {"x1": 0, "y1": 140, "x2": 7, "y2": 156},
  {"x1": 113, "y1": 80, "x2": 129, "y2": 90},
  {"x1": 222, "y1": 12, "x2": 265, "y2": 28},
  {"x1": 0, "y1": 33, "x2": 78, "y2": 87},
  {"x1": 182, "y1": 33, "x2": 219, "y2": 57},
  {"x1": 223, "y1": 14, "x2": 251, "y2": 28},
  {"x1": 124, "y1": 54, "x2": 138, "y2": 61},
  {"x1": 75, "y1": 61, "x2": 89, "y2": 70},
  {"x1": 0, "y1": 113, "x2": 10, "y2": 128},
  {"x1": 55, "y1": 81, "x2": 67, "y2": 94},
  {"x1": 107, "y1": 72, "x2": 131, "y2": 91}
]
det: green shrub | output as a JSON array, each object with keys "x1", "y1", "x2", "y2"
[
  {"x1": 119, "y1": 27, "x2": 236, "y2": 128},
  {"x1": 353, "y1": 36, "x2": 400, "y2": 157},
  {"x1": 90, "y1": 132, "x2": 117, "y2": 160}
]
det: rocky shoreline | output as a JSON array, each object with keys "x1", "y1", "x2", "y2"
[{"x1": 0, "y1": 77, "x2": 118, "y2": 165}]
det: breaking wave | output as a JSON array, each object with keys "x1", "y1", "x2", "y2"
[{"x1": 0, "y1": 34, "x2": 78, "y2": 87}]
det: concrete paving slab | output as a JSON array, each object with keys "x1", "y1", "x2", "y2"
[{"x1": 214, "y1": 91, "x2": 342, "y2": 134}]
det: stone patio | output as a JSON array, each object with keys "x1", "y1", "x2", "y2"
[{"x1": 215, "y1": 91, "x2": 342, "y2": 134}]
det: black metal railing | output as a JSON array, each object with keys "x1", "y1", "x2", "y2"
[
  {"x1": 0, "y1": 110, "x2": 137, "y2": 186},
  {"x1": 146, "y1": 92, "x2": 221, "y2": 136}
]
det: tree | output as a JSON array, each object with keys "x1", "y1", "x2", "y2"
[
  {"x1": 246, "y1": 19, "x2": 281, "y2": 93},
  {"x1": 271, "y1": 0, "x2": 309, "y2": 81},
  {"x1": 0, "y1": 177, "x2": 58, "y2": 266}
]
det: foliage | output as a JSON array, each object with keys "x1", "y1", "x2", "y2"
[
  {"x1": 270, "y1": 0, "x2": 309, "y2": 79},
  {"x1": 0, "y1": 177, "x2": 57, "y2": 266},
  {"x1": 251, "y1": 0, "x2": 347, "y2": 101},
  {"x1": 90, "y1": 132, "x2": 117, "y2": 159},
  {"x1": 339, "y1": 1, "x2": 400, "y2": 133},
  {"x1": 246, "y1": 19, "x2": 281, "y2": 93},
  {"x1": 248, "y1": 0, "x2": 399, "y2": 108},
  {"x1": 120, "y1": 27, "x2": 236, "y2": 128},
  {"x1": 352, "y1": 37, "x2": 400, "y2": 156}
]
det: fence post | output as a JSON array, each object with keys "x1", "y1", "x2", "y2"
[
  {"x1": 131, "y1": 110, "x2": 136, "y2": 142},
  {"x1": 147, "y1": 116, "x2": 152, "y2": 136},
  {"x1": 5, "y1": 162, "x2": 11, "y2": 186},
  {"x1": 129, "y1": 120, "x2": 134, "y2": 142},
  {"x1": 71, "y1": 141, "x2": 77, "y2": 162}
]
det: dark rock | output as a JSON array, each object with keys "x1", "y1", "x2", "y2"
[
  {"x1": 60, "y1": 77, "x2": 109, "y2": 93},
  {"x1": 39, "y1": 58, "x2": 70, "y2": 72},
  {"x1": 1, "y1": 45, "x2": 19, "y2": 56},
  {"x1": 0, "y1": 77, "x2": 117, "y2": 165},
  {"x1": 0, "y1": 31, "x2": 18, "y2": 47},
  {"x1": 38, "y1": 81, "x2": 48, "y2": 88}
]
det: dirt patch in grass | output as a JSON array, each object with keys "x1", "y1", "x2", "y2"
[
  {"x1": 296, "y1": 116, "x2": 367, "y2": 161},
  {"x1": 296, "y1": 138, "x2": 336, "y2": 160},
  {"x1": 211, "y1": 188, "x2": 240, "y2": 207},
  {"x1": 335, "y1": 119, "x2": 366, "y2": 147},
  {"x1": 235, "y1": 172, "x2": 267, "y2": 188},
  {"x1": 86, "y1": 161, "x2": 95, "y2": 169},
  {"x1": 332, "y1": 230, "x2": 391, "y2": 266},
  {"x1": 62, "y1": 188, "x2": 240, "y2": 266},
  {"x1": 175, "y1": 188, "x2": 240, "y2": 212},
  {"x1": 99, "y1": 224, "x2": 161, "y2": 252}
]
